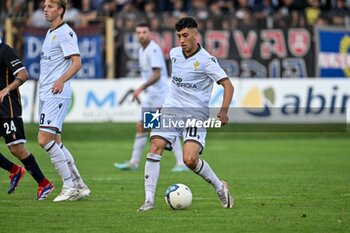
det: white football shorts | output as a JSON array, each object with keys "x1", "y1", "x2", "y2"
[
  {"x1": 140, "y1": 93, "x2": 167, "y2": 121},
  {"x1": 38, "y1": 97, "x2": 70, "y2": 134},
  {"x1": 142, "y1": 93, "x2": 167, "y2": 108},
  {"x1": 150, "y1": 115, "x2": 207, "y2": 153}
]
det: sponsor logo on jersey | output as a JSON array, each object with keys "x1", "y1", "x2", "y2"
[
  {"x1": 171, "y1": 76, "x2": 198, "y2": 89},
  {"x1": 40, "y1": 52, "x2": 51, "y2": 61}
]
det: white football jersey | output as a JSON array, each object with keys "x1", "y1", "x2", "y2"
[
  {"x1": 39, "y1": 23, "x2": 80, "y2": 99},
  {"x1": 163, "y1": 45, "x2": 227, "y2": 119},
  {"x1": 138, "y1": 40, "x2": 169, "y2": 97}
]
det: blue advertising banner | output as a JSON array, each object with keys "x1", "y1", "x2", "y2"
[
  {"x1": 24, "y1": 25, "x2": 103, "y2": 79},
  {"x1": 315, "y1": 27, "x2": 350, "y2": 78}
]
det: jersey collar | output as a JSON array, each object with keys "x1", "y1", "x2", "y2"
[
  {"x1": 49, "y1": 22, "x2": 66, "y2": 33},
  {"x1": 182, "y1": 43, "x2": 201, "y2": 59}
]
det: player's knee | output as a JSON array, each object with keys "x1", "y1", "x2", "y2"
[
  {"x1": 9, "y1": 146, "x2": 20, "y2": 156},
  {"x1": 149, "y1": 143, "x2": 162, "y2": 155},
  {"x1": 149, "y1": 139, "x2": 165, "y2": 155},
  {"x1": 38, "y1": 136, "x2": 53, "y2": 148},
  {"x1": 38, "y1": 137, "x2": 46, "y2": 148},
  {"x1": 183, "y1": 157, "x2": 197, "y2": 170},
  {"x1": 9, "y1": 144, "x2": 28, "y2": 159},
  {"x1": 37, "y1": 132, "x2": 54, "y2": 148}
]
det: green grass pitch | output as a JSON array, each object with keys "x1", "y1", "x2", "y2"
[{"x1": 0, "y1": 123, "x2": 349, "y2": 233}]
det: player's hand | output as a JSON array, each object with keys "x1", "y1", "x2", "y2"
[
  {"x1": 52, "y1": 80, "x2": 64, "y2": 94},
  {"x1": 132, "y1": 87, "x2": 143, "y2": 101},
  {"x1": 0, "y1": 88, "x2": 9, "y2": 103},
  {"x1": 217, "y1": 110, "x2": 229, "y2": 125}
]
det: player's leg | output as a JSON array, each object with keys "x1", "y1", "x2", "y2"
[
  {"x1": 38, "y1": 130, "x2": 76, "y2": 201},
  {"x1": 114, "y1": 121, "x2": 147, "y2": 171},
  {"x1": 56, "y1": 134, "x2": 90, "y2": 199},
  {"x1": 129, "y1": 121, "x2": 148, "y2": 168},
  {"x1": 0, "y1": 153, "x2": 25, "y2": 194},
  {"x1": 137, "y1": 137, "x2": 166, "y2": 211},
  {"x1": 0, "y1": 119, "x2": 26, "y2": 193},
  {"x1": 0, "y1": 153, "x2": 19, "y2": 172},
  {"x1": 2, "y1": 117, "x2": 54, "y2": 199},
  {"x1": 171, "y1": 137, "x2": 189, "y2": 172},
  {"x1": 9, "y1": 143, "x2": 54, "y2": 200},
  {"x1": 183, "y1": 141, "x2": 222, "y2": 188},
  {"x1": 183, "y1": 128, "x2": 234, "y2": 208},
  {"x1": 38, "y1": 98, "x2": 77, "y2": 202}
]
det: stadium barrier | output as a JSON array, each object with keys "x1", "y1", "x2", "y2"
[{"x1": 20, "y1": 78, "x2": 350, "y2": 124}]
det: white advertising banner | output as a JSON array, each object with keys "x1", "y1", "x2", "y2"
[
  {"x1": 30, "y1": 79, "x2": 143, "y2": 123},
  {"x1": 211, "y1": 79, "x2": 350, "y2": 123},
  {"x1": 21, "y1": 78, "x2": 350, "y2": 123}
]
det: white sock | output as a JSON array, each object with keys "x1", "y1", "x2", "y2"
[
  {"x1": 60, "y1": 143, "x2": 86, "y2": 188},
  {"x1": 172, "y1": 137, "x2": 184, "y2": 165},
  {"x1": 44, "y1": 141, "x2": 74, "y2": 188},
  {"x1": 130, "y1": 134, "x2": 148, "y2": 165},
  {"x1": 194, "y1": 159, "x2": 223, "y2": 192},
  {"x1": 144, "y1": 153, "x2": 162, "y2": 203}
]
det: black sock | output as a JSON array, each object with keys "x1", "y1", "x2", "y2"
[
  {"x1": 0, "y1": 153, "x2": 15, "y2": 172},
  {"x1": 21, "y1": 154, "x2": 45, "y2": 183}
]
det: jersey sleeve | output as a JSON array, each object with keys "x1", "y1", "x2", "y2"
[
  {"x1": 149, "y1": 46, "x2": 163, "y2": 69},
  {"x1": 60, "y1": 30, "x2": 80, "y2": 58},
  {"x1": 3, "y1": 45, "x2": 25, "y2": 75},
  {"x1": 205, "y1": 56, "x2": 227, "y2": 83}
]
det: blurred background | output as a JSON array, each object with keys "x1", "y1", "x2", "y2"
[
  {"x1": 1, "y1": 0, "x2": 350, "y2": 79},
  {"x1": 0, "y1": 0, "x2": 349, "y2": 124}
]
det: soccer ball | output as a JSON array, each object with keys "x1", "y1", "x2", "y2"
[{"x1": 165, "y1": 183, "x2": 192, "y2": 210}]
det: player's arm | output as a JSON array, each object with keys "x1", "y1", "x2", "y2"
[
  {"x1": 217, "y1": 78, "x2": 234, "y2": 125},
  {"x1": 133, "y1": 68, "x2": 161, "y2": 100},
  {"x1": 0, "y1": 70, "x2": 28, "y2": 103},
  {"x1": 0, "y1": 69, "x2": 29, "y2": 103},
  {"x1": 0, "y1": 45, "x2": 29, "y2": 102},
  {"x1": 52, "y1": 54, "x2": 81, "y2": 94}
]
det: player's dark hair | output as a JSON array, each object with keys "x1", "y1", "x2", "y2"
[
  {"x1": 175, "y1": 17, "x2": 198, "y2": 32},
  {"x1": 137, "y1": 22, "x2": 150, "y2": 28}
]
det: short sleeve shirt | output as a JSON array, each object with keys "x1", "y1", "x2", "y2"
[
  {"x1": 163, "y1": 45, "x2": 227, "y2": 119},
  {"x1": 138, "y1": 40, "x2": 169, "y2": 97},
  {"x1": 0, "y1": 40, "x2": 25, "y2": 118},
  {"x1": 39, "y1": 23, "x2": 80, "y2": 99}
]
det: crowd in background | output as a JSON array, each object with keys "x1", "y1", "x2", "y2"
[
  {"x1": 1, "y1": 0, "x2": 350, "y2": 30},
  {"x1": 0, "y1": 0, "x2": 349, "y2": 75}
]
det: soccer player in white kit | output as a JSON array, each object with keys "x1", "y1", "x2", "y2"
[
  {"x1": 114, "y1": 22, "x2": 188, "y2": 172},
  {"x1": 138, "y1": 17, "x2": 234, "y2": 211},
  {"x1": 38, "y1": 0, "x2": 90, "y2": 202}
]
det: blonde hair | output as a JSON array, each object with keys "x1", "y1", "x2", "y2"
[{"x1": 48, "y1": 0, "x2": 67, "y2": 18}]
